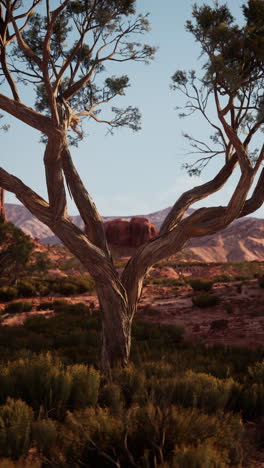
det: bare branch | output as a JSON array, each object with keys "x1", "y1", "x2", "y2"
[
  {"x1": 159, "y1": 153, "x2": 238, "y2": 235},
  {"x1": 0, "y1": 93, "x2": 53, "y2": 134}
]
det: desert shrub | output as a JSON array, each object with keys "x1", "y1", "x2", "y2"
[
  {"x1": 0, "y1": 287, "x2": 18, "y2": 302},
  {"x1": 0, "y1": 398, "x2": 33, "y2": 459},
  {"x1": 118, "y1": 405, "x2": 243, "y2": 467},
  {"x1": 0, "y1": 459, "x2": 41, "y2": 468},
  {"x1": 4, "y1": 301, "x2": 32, "y2": 314},
  {"x1": 16, "y1": 280, "x2": 36, "y2": 298},
  {"x1": 189, "y1": 278, "x2": 214, "y2": 292},
  {"x1": 192, "y1": 294, "x2": 220, "y2": 308},
  {"x1": 65, "y1": 302, "x2": 91, "y2": 314},
  {"x1": 36, "y1": 301, "x2": 53, "y2": 311},
  {"x1": 54, "y1": 281, "x2": 78, "y2": 296},
  {"x1": 247, "y1": 360, "x2": 264, "y2": 383},
  {"x1": 132, "y1": 320, "x2": 184, "y2": 347},
  {"x1": 214, "y1": 274, "x2": 231, "y2": 283},
  {"x1": 0, "y1": 354, "x2": 100, "y2": 419},
  {"x1": 225, "y1": 303, "x2": 234, "y2": 315},
  {"x1": 258, "y1": 277, "x2": 264, "y2": 288},
  {"x1": 233, "y1": 383, "x2": 264, "y2": 419},
  {"x1": 235, "y1": 275, "x2": 248, "y2": 281},
  {"x1": 151, "y1": 277, "x2": 185, "y2": 287},
  {"x1": 52, "y1": 299, "x2": 70, "y2": 312},
  {"x1": 31, "y1": 418, "x2": 57, "y2": 453},
  {"x1": 171, "y1": 442, "x2": 229, "y2": 468},
  {"x1": 151, "y1": 371, "x2": 236, "y2": 413},
  {"x1": 113, "y1": 366, "x2": 146, "y2": 407},
  {"x1": 142, "y1": 361, "x2": 175, "y2": 379},
  {"x1": 73, "y1": 276, "x2": 95, "y2": 293},
  {"x1": 67, "y1": 365, "x2": 100, "y2": 409},
  {"x1": 99, "y1": 383, "x2": 123, "y2": 415}
]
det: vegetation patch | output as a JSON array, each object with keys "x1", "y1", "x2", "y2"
[{"x1": 192, "y1": 294, "x2": 220, "y2": 308}]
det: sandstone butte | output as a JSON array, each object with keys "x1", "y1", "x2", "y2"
[{"x1": 104, "y1": 216, "x2": 158, "y2": 248}]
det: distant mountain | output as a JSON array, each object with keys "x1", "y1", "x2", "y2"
[
  {"x1": 5, "y1": 203, "x2": 264, "y2": 262},
  {"x1": 5, "y1": 203, "x2": 171, "y2": 243}
]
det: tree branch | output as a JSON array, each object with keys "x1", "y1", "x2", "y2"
[
  {"x1": 43, "y1": 137, "x2": 67, "y2": 221},
  {"x1": 61, "y1": 146, "x2": 112, "y2": 259},
  {"x1": 0, "y1": 93, "x2": 53, "y2": 134},
  {"x1": 159, "y1": 153, "x2": 238, "y2": 235}
]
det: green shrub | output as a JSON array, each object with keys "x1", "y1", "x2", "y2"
[
  {"x1": 62, "y1": 404, "x2": 244, "y2": 468},
  {"x1": 151, "y1": 371, "x2": 236, "y2": 413},
  {"x1": 16, "y1": 280, "x2": 36, "y2": 298},
  {"x1": 68, "y1": 365, "x2": 100, "y2": 409},
  {"x1": 234, "y1": 383, "x2": 264, "y2": 419},
  {"x1": 99, "y1": 383, "x2": 123, "y2": 415},
  {"x1": 258, "y1": 277, "x2": 264, "y2": 288},
  {"x1": 4, "y1": 301, "x2": 32, "y2": 314},
  {"x1": 247, "y1": 360, "x2": 264, "y2": 383},
  {"x1": 214, "y1": 274, "x2": 231, "y2": 283},
  {"x1": 52, "y1": 299, "x2": 70, "y2": 312},
  {"x1": 192, "y1": 294, "x2": 220, "y2": 308},
  {"x1": 0, "y1": 398, "x2": 33, "y2": 459},
  {"x1": 0, "y1": 354, "x2": 100, "y2": 419},
  {"x1": 73, "y1": 276, "x2": 95, "y2": 293},
  {"x1": 0, "y1": 287, "x2": 18, "y2": 302},
  {"x1": 31, "y1": 418, "x2": 57, "y2": 453},
  {"x1": 37, "y1": 301, "x2": 53, "y2": 311},
  {"x1": 113, "y1": 366, "x2": 146, "y2": 407},
  {"x1": 55, "y1": 281, "x2": 78, "y2": 296},
  {"x1": 189, "y1": 278, "x2": 214, "y2": 292},
  {"x1": 224, "y1": 303, "x2": 234, "y2": 315},
  {"x1": 0, "y1": 459, "x2": 41, "y2": 468},
  {"x1": 171, "y1": 442, "x2": 229, "y2": 467}
]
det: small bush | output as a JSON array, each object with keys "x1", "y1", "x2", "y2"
[
  {"x1": 99, "y1": 383, "x2": 123, "y2": 415},
  {"x1": 55, "y1": 282, "x2": 78, "y2": 296},
  {"x1": 68, "y1": 365, "x2": 100, "y2": 409},
  {"x1": 247, "y1": 360, "x2": 264, "y2": 383},
  {"x1": 172, "y1": 442, "x2": 229, "y2": 467},
  {"x1": 224, "y1": 303, "x2": 234, "y2": 315},
  {"x1": 16, "y1": 280, "x2": 36, "y2": 298},
  {"x1": 4, "y1": 301, "x2": 32, "y2": 314},
  {"x1": 214, "y1": 274, "x2": 231, "y2": 283},
  {"x1": 0, "y1": 398, "x2": 33, "y2": 459},
  {"x1": 192, "y1": 294, "x2": 220, "y2": 308},
  {"x1": 189, "y1": 278, "x2": 214, "y2": 292},
  {"x1": 31, "y1": 419, "x2": 57, "y2": 453},
  {"x1": 73, "y1": 276, "x2": 95, "y2": 293},
  {"x1": 37, "y1": 301, "x2": 53, "y2": 311},
  {"x1": 0, "y1": 287, "x2": 18, "y2": 302},
  {"x1": 258, "y1": 277, "x2": 264, "y2": 288}
]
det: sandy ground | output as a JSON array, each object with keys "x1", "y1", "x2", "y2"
[{"x1": 1, "y1": 278, "x2": 264, "y2": 349}]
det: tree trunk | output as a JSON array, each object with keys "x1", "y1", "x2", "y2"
[
  {"x1": 100, "y1": 299, "x2": 132, "y2": 375},
  {"x1": 96, "y1": 283, "x2": 133, "y2": 376}
]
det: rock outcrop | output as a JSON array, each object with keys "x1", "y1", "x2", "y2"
[{"x1": 104, "y1": 216, "x2": 158, "y2": 247}]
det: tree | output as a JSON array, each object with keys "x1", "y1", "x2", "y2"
[
  {"x1": 0, "y1": 221, "x2": 34, "y2": 280},
  {"x1": 0, "y1": 0, "x2": 264, "y2": 374}
]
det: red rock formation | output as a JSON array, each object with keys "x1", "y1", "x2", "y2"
[
  {"x1": 130, "y1": 217, "x2": 158, "y2": 247},
  {"x1": 104, "y1": 216, "x2": 158, "y2": 247},
  {"x1": 0, "y1": 188, "x2": 6, "y2": 223}
]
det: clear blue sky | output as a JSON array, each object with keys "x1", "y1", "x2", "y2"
[{"x1": 3, "y1": 0, "x2": 263, "y2": 218}]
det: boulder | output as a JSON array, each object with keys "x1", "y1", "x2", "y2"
[{"x1": 104, "y1": 216, "x2": 158, "y2": 247}]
